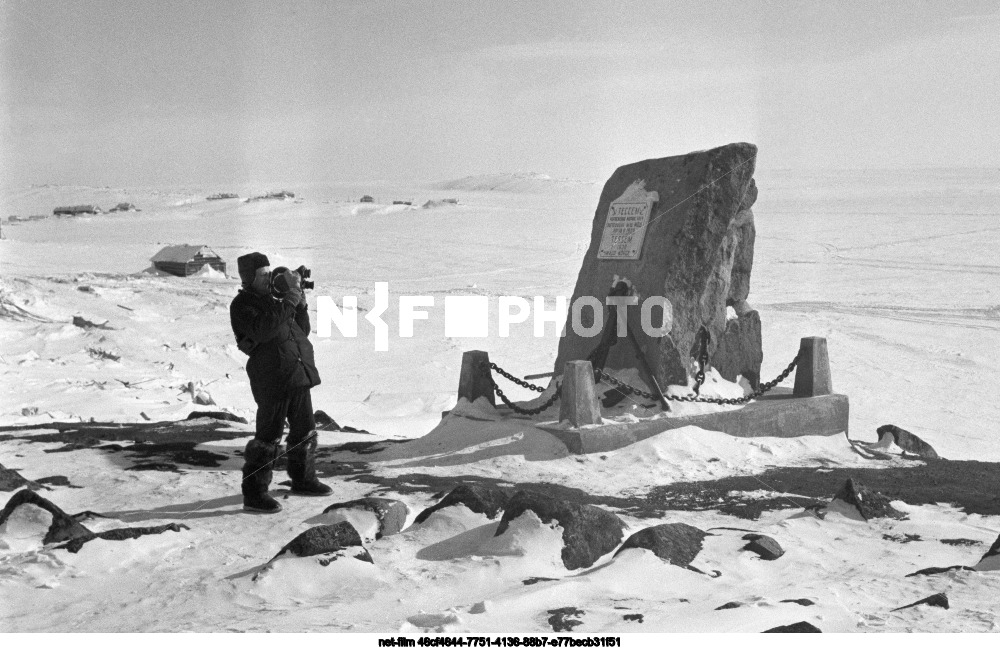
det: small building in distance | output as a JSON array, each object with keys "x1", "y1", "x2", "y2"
[
  {"x1": 150, "y1": 244, "x2": 227, "y2": 277},
  {"x1": 53, "y1": 205, "x2": 101, "y2": 216},
  {"x1": 359, "y1": 195, "x2": 374, "y2": 203},
  {"x1": 206, "y1": 193, "x2": 240, "y2": 201}
]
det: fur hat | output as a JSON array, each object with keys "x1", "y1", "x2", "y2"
[{"x1": 237, "y1": 252, "x2": 270, "y2": 285}]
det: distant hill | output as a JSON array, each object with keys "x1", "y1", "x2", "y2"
[{"x1": 431, "y1": 172, "x2": 596, "y2": 193}]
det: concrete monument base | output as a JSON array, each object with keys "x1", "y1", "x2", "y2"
[{"x1": 538, "y1": 388, "x2": 849, "y2": 455}]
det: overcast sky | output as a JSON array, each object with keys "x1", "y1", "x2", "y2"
[{"x1": 2, "y1": 0, "x2": 999, "y2": 186}]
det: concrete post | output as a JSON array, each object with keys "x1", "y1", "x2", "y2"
[
  {"x1": 458, "y1": 350, "x2": 495, "y2": 407},
  {"x1": 559, "y1": 360, "x2": 603, "y2": 427},
  {"x1": 793, "y1": 337, "x2": 833, "y2": 397}
]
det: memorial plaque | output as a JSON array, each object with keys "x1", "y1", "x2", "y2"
[{"x1": 597, "y1": 181, "x2": 658, "y2": 260}]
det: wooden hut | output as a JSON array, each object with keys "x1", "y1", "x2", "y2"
[
  {"x1": 53, "y1": 205, "x2": 101, "y2": 216},
  {"x1": 150, "y1": 244, "x2": 226, "y2": 277}
]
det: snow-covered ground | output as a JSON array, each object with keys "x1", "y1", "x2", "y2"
[{"x1": 1, "y1": 168, "x2": 999, "y2": 632}]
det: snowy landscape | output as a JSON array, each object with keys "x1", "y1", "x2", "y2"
[{"x1": 2, "y1": 168, "x2": 999, "y2": 633}]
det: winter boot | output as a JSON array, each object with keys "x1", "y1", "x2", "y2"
[
  {"x1": 242, "y1": 439, "x2": 283, "y2": 513},
  {"x1": 286, "y1": 430, "x2": 332, "y2": 496}
]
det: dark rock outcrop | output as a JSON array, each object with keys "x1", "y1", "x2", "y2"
[
  {"x1": 742, "y1": 533, "x2": 785, "y2": 560},
  {"x1": 615, "y1": 522, "x2": 709, "y2": 572},
  {"x1": 973, "y1": 533, "x2": 1000, "y2": 571},
  {"x1": 0, "y1": 464, "x2": 42, "y2": 492},
  {"x1": 830, "y1": 478, "x2": 907, "y2": 521},
  {"x1": 184, "y1": 411, "x2": 248, "y2": 424},
  {"x1": 554, "y1": 143, "x2": 761, "y2": 390},
  {"x1": 891, "y1": 592, "x2": 949, "y2": 611},
  {"x1": 547, "y1": 607, "x2": 584, "y2": 632},
  {"x1": 0, "y1": 489, "x2": 92, "y2": 544},
  {"x1": 711, "y1": 309, "x2": 762, "y2": 389},
  {"x1": 715, "y1": 601, "x2": 743, "y2": 610},
  {"x1": 323, "y1": 497, "x2": 409, "y2": 539},
  {"x1": 780, "y1": 598, "x2": 815, "y2": 606},
  {"x1": 59, "y1": 523, "x2": 190, "y2": 553},
  {"x1": 876, "y1": 424, "x2": 940, "y2": 459},
  {"x1": 414, "y1": 485, "x2": 510, "y2": 524},
  {"x1": 763, "y1": 621, "x2": 821, "y2": 633},
  {"x1": 497, "y1": 490, "x2": 625, "y2": 570},
  {"x1": 271, "y1": 522, "x2": 372, "y2": 564}
]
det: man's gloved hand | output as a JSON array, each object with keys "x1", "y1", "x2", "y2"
[{"x1": 283, "y1": 287, "x2": 304, "y2": 307}]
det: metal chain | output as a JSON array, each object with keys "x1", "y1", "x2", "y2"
[
  {"x1": 595, "y1": 352, "x2": 800, "y2": 406},
  {"x1": 692, "y1": 328, "x2": 710, "y2": 396},
  {"x1": 480, "y1": 361, "x2": 561, "y2": 416}
]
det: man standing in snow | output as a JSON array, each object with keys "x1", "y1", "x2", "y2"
[{"x1": 230, "y1": 252, "x2": 332, "y2": 513}]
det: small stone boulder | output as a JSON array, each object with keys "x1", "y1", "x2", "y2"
[
  {"x1": 614, "y1": 522, "x2": 709, "y2": 572},
  {"x1": 322, "y1": 497, "x2": 409, "y2": 539},
  {"x1": 496, "y1": 490, "x2": 625, "y2": 570},
  {"x1": 876, "y1": 424, "x2": 940, "y2": 459},
  {"x1": 829, "y1": 478, "x2": 907, "y2": 521},
  {"x1": 270, "y1": 521, "x2": 372, "y2": 564},
  {"x1": 414, "y1": 485, "x2": 510, "y2": 524},
  {"x1": 314, "y1": 410, "x2": 339, "y2": 429},
  {"x1": 742, "y1": 533, "x2": 784, "y2": 560},
  {"x1": 185, "y1": 410, "x2": 248, "y2": 424}
]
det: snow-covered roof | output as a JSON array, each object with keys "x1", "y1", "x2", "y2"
[{"x1": 150, "y1": 244, "x2": 221, "y2": 263}]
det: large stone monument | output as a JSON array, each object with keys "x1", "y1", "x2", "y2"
[{"x1": 554, "y1": 142, "x2": 762, "y2": 391}]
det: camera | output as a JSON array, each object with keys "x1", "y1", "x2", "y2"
[{"x1": 270, "y1": 265, "x2": 315, "y2": 296}]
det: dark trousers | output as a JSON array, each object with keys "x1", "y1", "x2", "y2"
[
  {"x1": 242, "y1": 386, "x2": 318, "y2": 496},
  {"x1": 254, "y1": 386, "x2": 315, "y2": 447}
]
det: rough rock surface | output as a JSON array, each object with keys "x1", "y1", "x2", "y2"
[
  {"x1": 414, "y1": 484, "x2": 510, "y2": 524},
  {"x1": 711, "y1": 309, "x2": 762, "y2": 389},
  {"x1": 553, "y1": 143, "x2": 761, "y2": 389},
  {"x1": 763, "y1": 621, "x2": 821, "y2": 633},
  {"x1": 742, "y1": 533, "x2": 785, "y2": 560},
  {"x1": 0, "y1": 464, "x2": 42, "y2": 492},
  {"x1": 615, "y1": 522, "x2": 710, "y2": 571},
  {"x1": 830, "y1": 478, "x2": 908, "y2": 521},
  {"x1": 876, "y1": 424, "x2": 940, "y2": 459},
  {"x1": 496, "y1": 490, "x2": 625, "y2": 570},
  {"x1": 323, "y1": 497, "x2": 409, "y2": 538},
  {"x1": 891, "y1": 592, "x2": 949, "y2": 611},
  {"x1": 184, "y1": 410, "x2": 248, "y2": 424},
  {"x1": 0, "y1": 489, "x2": 93, "y2": 544},
  {"x1": 973, "y1": 533, "x2": 1000, "y2": 571},
  {"x1": 272, "y1": 522, "x2": 370, "y2": 562},
  {"x1": 59, "y1": 523, "x2": 190, "y2": 553}
]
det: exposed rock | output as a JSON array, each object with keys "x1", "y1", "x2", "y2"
[
  {"x1": 522, "y1": 577, "x2": 559, "y2": 586},
  {"x1": 891, "y1": 592, "x2": 949, "y2": 611},
  {"x1": 271, "y1": 522, "x2": 371, "y2": 563},
  {"x1": 780, "y1": 598, "x2": 815, "y2": 606},
  {"x1": 414, "y1": 484, "x2": 510, "y2": 524},
  {"x1": 547, "y1": 607, "x2": 584, "y2": 632},
  {"x1": 763, "y1": 621, "x2": 821, "y2": 633},
  {"x1": 72, "y1": 315, "x2": 113, "y2": 330},
  {"x1": 554, "y1": 143, "x2": 760, "y2": 389},
  {"x1": 59, "y1": 523, "x2": 190, "y2": 553},
  {"x1": 0, "y1": 489, "x2": 92, "y2": 545},
  {"x1": 322, "y1": 497, "x2": 409, "y2": 539},
  {"x1": 715, "y1": 601, "x2": 743, "y2": 610},
  {"x1": 940, "y1": 538, "x2": 981, "y2": 547},
  {"x1": 192, "y1": 390, "x2": 215, "y2": 406},
  {"x1": 622, "y1": 613, "x2": 643, "y2": 623},
  {"x1": 0, "y1": 464, "x2": 43, "y2": 492},
  {"x1": 314, "y1": 410, "x2": 339, "y2": 429},
  {"x1": 973, "y1": 533, "x2": 1000, "y2": 571},
  {"x1": 742, "y1": 533, "x2": 785, "y2": 560},
  {"x1": 615, "y1": 522, "x2": 709, "y2": 572},
  {"x1": 497, "y1": 490, "x2": 625, "y2": 570},
  {"x1": 829, "y1": 478, "x2": 907, "y2": 521},
  {"x1": 711, "y1": 309, "x2": 762, "y2": 389},
  {"x1": 184, "y1": 410, "x2": 248, "y2": 424},
  {"x1": 876, "y1": 424, "x2": 940, "y2": 459},
  {"x1": 905, "y1": 565, "x2": 973, "y2": 577},
  {"x1": 35, "y1": 475, "x2": 74, "y2": 487}
]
